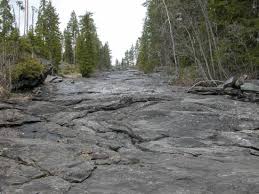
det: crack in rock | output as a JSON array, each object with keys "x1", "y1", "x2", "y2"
[{"x1": 0, "y1": 120, "x2": 41, "y2": 128}]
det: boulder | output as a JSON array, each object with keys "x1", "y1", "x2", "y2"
[
  {"x1": 241, "y1": 83, "x2": 259, "y2": 93},
  {"x1": 11, "y1": 65, "x2": 52, "y2": 91},
  {"x1": 223, "y1": 76, "x2": 235, "y2": 89},
  {"x1": 223, "y1": 75, "x2": 247, "y2": 90},
  {"x1": 12, "y1": 75, "x2": 45, "y2": 91}
]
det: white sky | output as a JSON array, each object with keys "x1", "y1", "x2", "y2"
[{"x1": 10, "y1": 0, "x2": 147, "y2": 63}]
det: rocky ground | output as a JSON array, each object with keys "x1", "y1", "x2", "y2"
[{"x1": 1, "y1": 70, "x2": 259, "y2": 194}]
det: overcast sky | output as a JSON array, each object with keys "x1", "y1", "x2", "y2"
[{"x1": 11, "y1": 0, "x2": 146, "y2": 63}]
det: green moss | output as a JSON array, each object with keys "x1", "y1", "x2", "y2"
[{"x1": 11, "y1": 59, "x2": 44, "y2": 81}]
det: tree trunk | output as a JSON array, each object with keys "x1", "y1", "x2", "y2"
[{"x1": 161, "y1": 0, "x2": 179, "y2": 78}]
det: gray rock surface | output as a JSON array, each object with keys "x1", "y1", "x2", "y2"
[
  {"x1": 1, "y1": 70, "x2": 259, "y2": 193},
  {"x1": 223, "y1": 75, "x2": 247, "y2": 90},
  {"x1": 241, "y1": 83, "x2": 259, "y2": 93}
]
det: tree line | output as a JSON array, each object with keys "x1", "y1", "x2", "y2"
[
  {"x1": 64, "y1": 11, "x2": 112, "y2": 76},
  {"x1": 115, "y1": 42, "x2": 138, "y2": 69},
  {"x1": 134, "y1": 0, "x2": 259, "y2": 81},
  {"x1": 0, "y1": 0, "x2": 112, "y2": 91}
]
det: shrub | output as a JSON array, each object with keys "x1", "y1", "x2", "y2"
[
  {"x1": 19, "y1": 36, "x2": 33, "y2": 54},
  {"x1": 80, "y1": 65, "x2": 94, "y2": 77},
  {"x1": 11, "y1": 59, "x2": 44, "y2": 81},
  {"x1": 60, "y1": 64, "x2": 80, "y2": 75}
]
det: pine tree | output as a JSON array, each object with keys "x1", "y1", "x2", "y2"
[
  {"x1": 35, "y1": 0, "x2": 48, "y2": 57},
  {"x1": 137, "y1": 17, "x2": 152, "y2": 72},
  {"x1": 76, "y1": 12, "x2": 98, "y2": 77},
  {"x1": 63, "y1": 28, "x2": 73, "y2": 64},
  {"x1": 102, "y1": 42, "x2": 112, "y2": 69},
  {"x1": 0, "y1": 0, "x2": 18, "y2": 90},
  {"x1": 134, "y1": 40, "x2": 140, "y2": 64},
  {"x1": 19, "y1": 28, "x2": 36, "y2": 57},
  {"x1": 135, "y1": 39, "x2": 140, "y2": 51},
  {"x1": 121, "y1": 58, "x2": 126, "y2": 69},
  {"x1": 138, "y1": 0, "x2": 259, "y2": 78},
  {"x1": 115, "y1": 59, "x2": 120, "y2": 67},
  {"x1": 0, "y1": 0, "x2": 18, "y2": 56},
  {"x1": 45, "y1": 1, "x2": 62, "y2": 72},
  {"x1": 93, "y1": 33, "x2": 102, "y2": 70},
  {"x1": 124, "y1": 50, "x2": 130, "y2": 67},
  {"x1": 128, "y1": 45, "x2": 135, "y2": 66},
  {"x1": 67, "y1": 11, "x2": 79, "y2": 64},
  {"x1": 0, "y1": 0, "x2": 15, "y2": 40},
  {"x1": 68, "y1": 11, "x2": 79, "y2": 43},
  {"x1": 208, "y1": 0, "x2": 259, "y2": 74},
  {"x1": 35, "y1": 0, "x2": 62, "y2": 72}
]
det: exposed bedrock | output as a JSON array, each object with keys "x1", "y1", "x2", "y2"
[{"x1": 1, "y1": 70, "x2": 259, "y2": 193}]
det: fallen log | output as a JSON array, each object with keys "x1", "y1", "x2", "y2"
[
  {"x1": 187, "y1": 75, "x2": 259, "y2": 103},
  {"x1": 187, "y1": 80, "x2": 224, "y2": 93},
  {"x1": 187, "y1": 86, "x2": 223, "y2": 95}
]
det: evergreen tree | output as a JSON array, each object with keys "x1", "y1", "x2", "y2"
[
  {"x1": 0, "y1": 0, "x2": 15, "y2": 39},
  {"x1": 122, "y1": 43, "x2": 138, "y2": 68},
  {"x1": 138, "y1": 0, "x2": 259, "y2": 78},
  {"x1": 45, "y1": 1, "x2": 62, "y2": 72},
  {"x1": 115, "y1": 59, "x2": 120, "y2": 67},
  {"x1": 35, "y1": 0, "x2": 62, "y2": 72},
  {"x1": 68, "y1": 11, "x2": 79, "y2": 43},
  {"x1": 0, "y1": 0, "x2": 19, "y2": 53},
  {"x1": 93, "y1": 33, "x2": 102, "y2": 69},
  {"x1": 35, "y1": 0, "x2": 48, "y2": 57},
  {"x1": 134, "y1": 40, "x2": 140, "y2": 64},
  {"x1": 0, "y1": 0, "x2": 18, "y2": 90},
  {"x1": 63, "y1": 28, "x2": 73, "y2": 64},
  {"x1": 137, "y1": 17, "x2": 152, "y2": 72},
  {"x1": 209, "y1": 0, "x2": 259, "y2": 74},
  {"x1": 124, "y1": 50, "x2": 130, "y2": 67},
  {"x1": 20, "y1": 28, "x2": 35, "y2": 56},
  {"x1": 121, "y1": 58, "x2": 126, "y2": 69},
  {"x1": 0, "y1": 0, "x2": 18, "y2": 44},
  {"x1": 67, "y1": 11, "x2": 79, "y2": 64},
  {"x1": 128, "y1": 45, "x2": 135, "y2": 66},
  {"x1": 102, "y1": 42, "x2": 112, "y2": 69},
  {"x1": 76, "y1": 12, "x2": 98, "y2": 77}
]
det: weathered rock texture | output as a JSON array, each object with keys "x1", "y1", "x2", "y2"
[{"x1": 1, "y1": 70, "x2": 259, "y2": 193}]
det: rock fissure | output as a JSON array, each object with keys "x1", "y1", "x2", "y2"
[{"x1": 0, "y1": 120, "x2": 42, "y2": 128}]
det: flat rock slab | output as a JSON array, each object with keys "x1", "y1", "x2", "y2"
[
  {"x1": 241, "y1": 83, "x2": 259, "y2": 93},
  {"x1": 1, "y1": 70, "x2": 259, "y2": 193}
]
